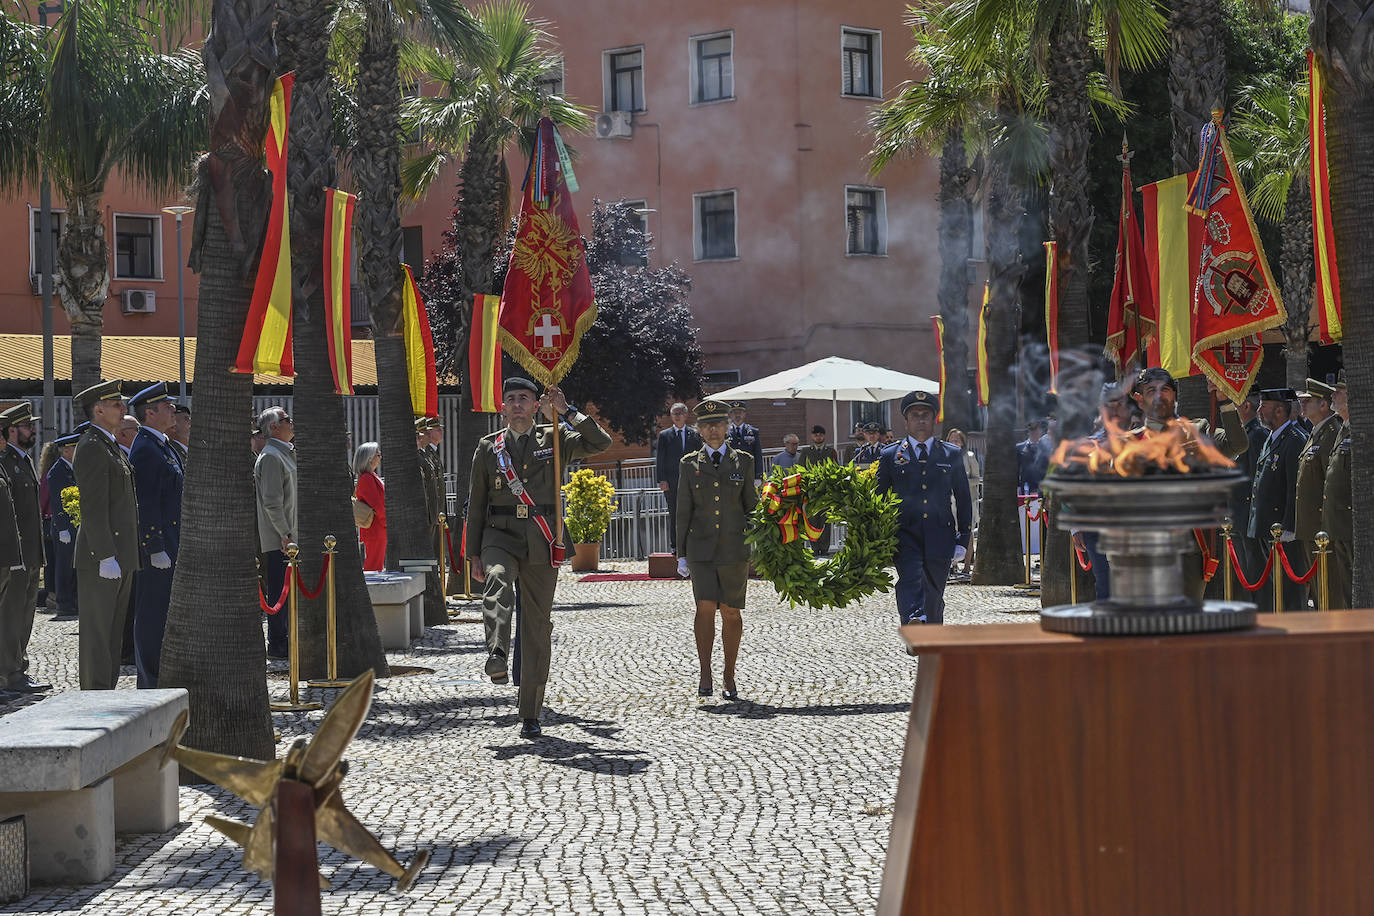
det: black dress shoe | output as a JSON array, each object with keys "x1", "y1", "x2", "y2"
[
  {"x1": 266, "y1": 646, "x2": 288, "y2": 660},
  {"x1": 721, "y1": 685, "x2": 739, "y2": 701},
  {"x1": 52, "y1": 613, "x2": 77, "y2": 622},
  {"x1": 485, "y1": 650, "x2": 509, "y2": 685},
  {"x1": 697, "y1": 679, "x2": 712, "y2": 697},
  {"x1": 519, "y1": 718, "x2": 542, "y2": 739},
  {"x1": 8, "y1": 676, "x2": 50, "y2": 693}
]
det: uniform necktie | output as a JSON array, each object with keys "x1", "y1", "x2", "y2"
[
  {"x1": 680, "y1": 428, "x2": 686, "y2": 452},
  {"x1": 712, "y1": 451, "x2": 721, "y2": 468},
  {"x1": 918, "y1": 442, "x2": 928, "y2": 461}
]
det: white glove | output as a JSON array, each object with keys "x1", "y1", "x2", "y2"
[
  {"x1": 58, "y1": 530, "x2": 71, "y2": 544},
  {"x1": 953, "y1": 546, "x2": 967, "y2": 563},
  {"x1": 150, "y1": 551, "x2": 172, "y2": 570},
  {"x1": 8, "y1": 564, "x2": 23, "y2": 572},
  {"x1": 677, "y1": 557, "x2": 690, "y2": 578},
  {"x1": 1279, "y1": 530, "x2": 1296, "y2": 543},
  {"x1": 98, "y1": 557, "x2": 121, "y2": 579}
]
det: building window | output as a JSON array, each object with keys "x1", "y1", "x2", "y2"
[
  {"x1": 538, "y1": 57, "x2": 565, "y2": 98},
  {"x1": 402, "y1": 225, "x2": 424, "y2": 279},
  {"x1": 851, "y1": 401, "x2": 889, "y2": 430},
  {"x1": 690, "y1": 32, "x2": 733, "y2": 104},
  {"x1": 694, "y1": 191, "x2": 737, "y2": 261},
  {"x1": 605, "y1": 47, "x2": 645, "y2": 112},
  {"x1": 845, "y1": 186, "x2": 886, "y2": 256},
  {"x1": 703, "y1": 369, "x2": 742, "y2": 388},
  {"x1": 29, "y1": 207, "x2": 64, "y2": 277},
  {"x1": 617, "y1": 199, "x2": 650, "y2": 267},
  {"x1": 114, "y1": 214, "x2": 161, "y2": 280},
  {"x1": 842, "y1": 27, "x2": 880, "y2": 98}
]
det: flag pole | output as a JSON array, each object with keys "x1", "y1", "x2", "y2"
[{"x1": 552, "y1": 396, "x2": 565, "y2": 548}]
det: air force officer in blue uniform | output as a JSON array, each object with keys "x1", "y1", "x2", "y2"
[
  {"x1": 876, "y1": 390, "x2": 972, "y2": 625},
  {"x1": 128, "y1": 383, "x2": 184, "y2": 688}
]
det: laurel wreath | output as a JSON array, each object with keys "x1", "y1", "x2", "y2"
[{"x1": 747, "y1": 461, "x2": 900, "y2": 610}]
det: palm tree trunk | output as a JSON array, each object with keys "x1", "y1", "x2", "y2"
[
  {"x1": 56, "y1": 193, "x2": 110, "y2": 392},
  {"x1": 354, "y1": 0, "x2": 429, "y2": 578},
  {"x1": 279, "y1": 0, "x2": 387, "y2": 679},
  {"x1": 451, "y1": 130, "x2": 510, "y2": 505},
  {"x1": 1168, "y1": 0, "x2": 1227, "y2": 422},
  {"x1": 157, "y1": 0, "x2": 277, "y2": 761},
  {"x1": 1309, "y1": 6, "x2": 1374, "y2": 608},
  {"x1": 972, "y1": 128, "x2": 1030, "y2": 586},
  {"x1": 937, "y1": 132, "x2": 974, "y2": 435},
  {"x1": 1280, "y1": 179, "x2": 1314, "y2": 389},
  {"x1": 1045, "y1": 22, "x2": 1095, "y2": 352}
]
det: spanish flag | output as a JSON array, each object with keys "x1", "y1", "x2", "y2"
[
  {"x1": 930, "y1": 315, "x2": 946, "y2": 423},
  {"x1": 401, "y1": 264, "x2": 437, "y2": 418},
  {"x1": 1043, "y1": 241, "x2": 1059, "y2": 396},
  {"x1": 1141, "y1": 172, "x2": 1200, "y2": 379},
  {"x1": 234, "y1": 72, "x2": 294, "y2": 377},
  {"x1": 976, "y1": 283, "x2": 990, "y2": 407},
  {"x1": 1309, "y1": 50, "x2": 1342, "y2": 344},
  {"x1": 323, "y1": 188, "x2": 355, "y2": 395},
  {"x1": 469, "y1": 294, "x2": 503, "y2": 413}
]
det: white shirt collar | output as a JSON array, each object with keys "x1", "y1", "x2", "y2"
[
  {"x1": 6, "y1": 443, "x2": 27, "y2": 459},
  {"x1": 1269, "y1": 419, "x2": 1294, "y2": 442},
  {"x1": 95, "y1": 424, "x2": 117, "y2": 444},
  {"x1": 706, "y1": 444, "x2": 727, "y2": 460},
  {"x1": 59, "y1": 456, "x2": 72, "y2": 469},
  {"x1": 143, "y1": 426, "x2": 168, "y2": 444},
  {"x1": 907, "y1": 435, "x2": 936, "y2": 453}
]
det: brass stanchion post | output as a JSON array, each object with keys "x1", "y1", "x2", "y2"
[
  {"x1": 272, "y1": 543, "x2": 322, "y2": 712},
  {"x1": 1015, "y1": 499, "x2": 1036, "y2": 590},
  {"x1": 1270, "y1": 523, "x2": 1284, "y2": 615},
  {"x1": 1069, "y1": 537, "x2": 1078, "y2": 605},
  {"x1": 1315, "y1": 530, "x2": 1331, "y2": 612},
  {"x1": 437, "y1": 512, "x2": 448, "y2": 599},
  {"x1": 1222, "y1": 522, "x2": 1234, "y2": 603},
  {"x1": 308, "y1": 536, "x2": 349, "y2": 689}
]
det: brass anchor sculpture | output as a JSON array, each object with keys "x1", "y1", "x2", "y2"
[{"x1": 161, "y1": 671, "x2": 428, "y2": 912}]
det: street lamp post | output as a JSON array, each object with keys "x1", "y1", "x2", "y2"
[
  {"x1": 162, "y1": 205, "x2": 195, "y2": 400},
  {"x1": 38, "y1": 2, "x2": 56, "y2": 444}
]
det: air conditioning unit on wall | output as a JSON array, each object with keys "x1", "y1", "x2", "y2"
[
  {"x1": 121, "y1": 289, "x2": 156, "y2": 314},
  {"x1": 595, "y1": 110, "x2": 633, "y2": 140}
]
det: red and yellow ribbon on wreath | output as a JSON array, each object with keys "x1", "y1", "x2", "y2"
[{"x1": 761, "y1": 474, "x2": 822, "y2": 544}]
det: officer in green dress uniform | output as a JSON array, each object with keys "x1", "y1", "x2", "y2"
[
  {"x1": 1294, "y1": 378, "x2": 1342, "y2": 602},
  {"x1": 72, "y1": 380, "x2": 140, "y2": 689},
  {"x1": 676, "y1": 399, "x2": 758, "y2": 699},
  {"x1": 467, "y1": 377, "x2": 611, "y2": 738},
  {"x1": 1321, "y1": 375, "x2": 1351, "y2": 609},
  {"x1": 0, "y1": 402, "x2": 48, "y2": 693}
]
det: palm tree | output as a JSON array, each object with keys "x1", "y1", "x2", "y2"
[
  {"x1": 344, "y1": 0, "x2": 482, "y2": 624},
  {"x1": 157, "y1": 0, "x2": 278, "y2": 761},
  {"x1": 278, "y1": 0, "x2": 389, "y2": 680},
  {"x1": 1309, "y1": 1, "x2": 1374, "y2": 608},
  {"x1": 0, "y1": 0, "x2": 207, "y2": 391},
  {"x1": 1230, "y1": 76, "x2": 1313, "y2": 389},
  {"x1": 401, "y1": 0, "x2": 589, "y2": 505}
]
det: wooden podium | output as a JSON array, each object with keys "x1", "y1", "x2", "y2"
[{"x1": 879, "y1": 612, "x2": 1374, "y2": 915}]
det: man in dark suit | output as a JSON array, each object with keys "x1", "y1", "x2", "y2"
[
  {"x1": 1248, "y1": 388, "x2": 1308, "y2": 612},
  {"x1": 0, "y1": 402, "x2": 48, "y2": 693},
  {"x1": 876, "y1": 391, "x2": 973, "y2": 625},
  {"x1": 128, "y1": 383, "x2": 184, "y2": 688},
  {"x1": 726, "y1": 401, "x2": 763, "y2": 488},
  {"x1": 73, "y1": 380, "x2": 140, "y2": 690},
  {"x1": 1015, "y1": 420, "x2": 1050, "y2": 494},
  {"x1": 656, "y1": 402, "x2": 701, "y2": 549},
  {"x1": 45, "y1": 431, "x2": 80, "y2": 621}
]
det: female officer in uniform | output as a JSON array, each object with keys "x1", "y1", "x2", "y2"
[{"x1": 676, "y1": 399, "x2": 758, "y2": 699}]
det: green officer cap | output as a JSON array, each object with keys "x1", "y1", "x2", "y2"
[
  {"x1": 0, "y1": 402, "x2": 38, "y2": 427},
  {"x1": 1300, "y1": 378, "x2": 1335, "y2": 399},
  {"x1": 74, "y1": 379, "x2": 124, "y2": 412},
  {"x1": 695, "y1": 399, "x2": 730, "y2": 423}
]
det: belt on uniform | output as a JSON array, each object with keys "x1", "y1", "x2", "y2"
[{"x1": 489, "y1": 504, "x2": 555, "y2": 518}]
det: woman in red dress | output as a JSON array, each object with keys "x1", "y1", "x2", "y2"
[{"x1": 352, "y1": 442, "x2": 386, "y2": 571}]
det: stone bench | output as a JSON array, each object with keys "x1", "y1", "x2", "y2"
[
  {"x1": 0, "y1": 688, "x2": 187, "y2": 884},
  {"x1": 364, "y1": 572, "x2": 426, "y2": 649}
]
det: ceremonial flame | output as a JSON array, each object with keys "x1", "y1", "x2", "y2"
[{"x1": 1050, "y1": 413, "x2": 1236, "y2": 478}]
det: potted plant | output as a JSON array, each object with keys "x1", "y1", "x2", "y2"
[{"x1": 562, "y1": 469, "x2": 616, "y2": 571}]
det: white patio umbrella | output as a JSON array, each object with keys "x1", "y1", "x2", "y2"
[{"x1": 710, "y1": 356, "x2": 940, "y2": 439}]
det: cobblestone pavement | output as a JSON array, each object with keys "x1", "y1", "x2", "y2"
[{"x1": 11, "y1": 565, "x2": 1039, "y2": 915}]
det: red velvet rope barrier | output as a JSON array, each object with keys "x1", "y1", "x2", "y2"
[
  {"x1": 444, "y1": 524, "x2": 462, "y2": 573},
  {"x1": 1073, "y1": 543, "x2": 1092, "y2": 571},
  {"x1": 259, "y1": 566, "x2": 292, "y2": 615},
  {"x1": 295, "y1": 553, "x2": 331, "y2": 600},
  {"x1": 1225, "y1": 540, "x2": 1273, "y2": 592},
  {"x1": 1192, "y1": 529, "x2": 1219, "y2": 582},
  {"x1": 1024, "y1": 502, "x2": 1045, "y2": 523},
  {"x1": 1275, "y1": 543, "x2": 1319, "y2": 585}
]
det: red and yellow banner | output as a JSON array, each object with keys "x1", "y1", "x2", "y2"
[
  {"x1": 234, "y1": 72, "x2": 295, "y2": 377},
  {"x1": 1043, "y1": 240, "x2": 1060, "y2": 396},
  {"x1": 401, "y1": 263, "x2": 437, "y2": 418},
  {"x1": 1185, "y1": 112, "x2": 1286, "y2": 403},
  {"x1": 1105, "y1": 142, "x2": 1157, "y2": 375},
  {"x1": 976, "y1": 284, "x2": 990, "y2": 407},
  {"x1": 469, "y1": 293, "x2": 503, "y2": 413},
  {"x1": 1141, "y1": 172, "x2": 1200, "y2": 379},
  {"x1": 929, "y1": 315, "x2": 946, "y2": 423},
  {"x1": 499, "y1": 117, "x2": 597, "y2": 387},
  {"x1": 323, "y1": 188, "x2": 355, "y2": 395},
  {"x1": 1309, "y1": 50, "x2": 1342, "y2": 344}
]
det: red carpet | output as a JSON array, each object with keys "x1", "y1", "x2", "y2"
[{"x1": 576, "y1": 572, "x2": 673, "y2": 582}]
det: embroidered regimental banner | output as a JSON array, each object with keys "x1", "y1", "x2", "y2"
[
  {"x1": 498, "y1": 117, "x2": 597, "y2": 387},
  {"x1": 1105, "y1": 137, "x2": 1156, "y2": 376}
]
